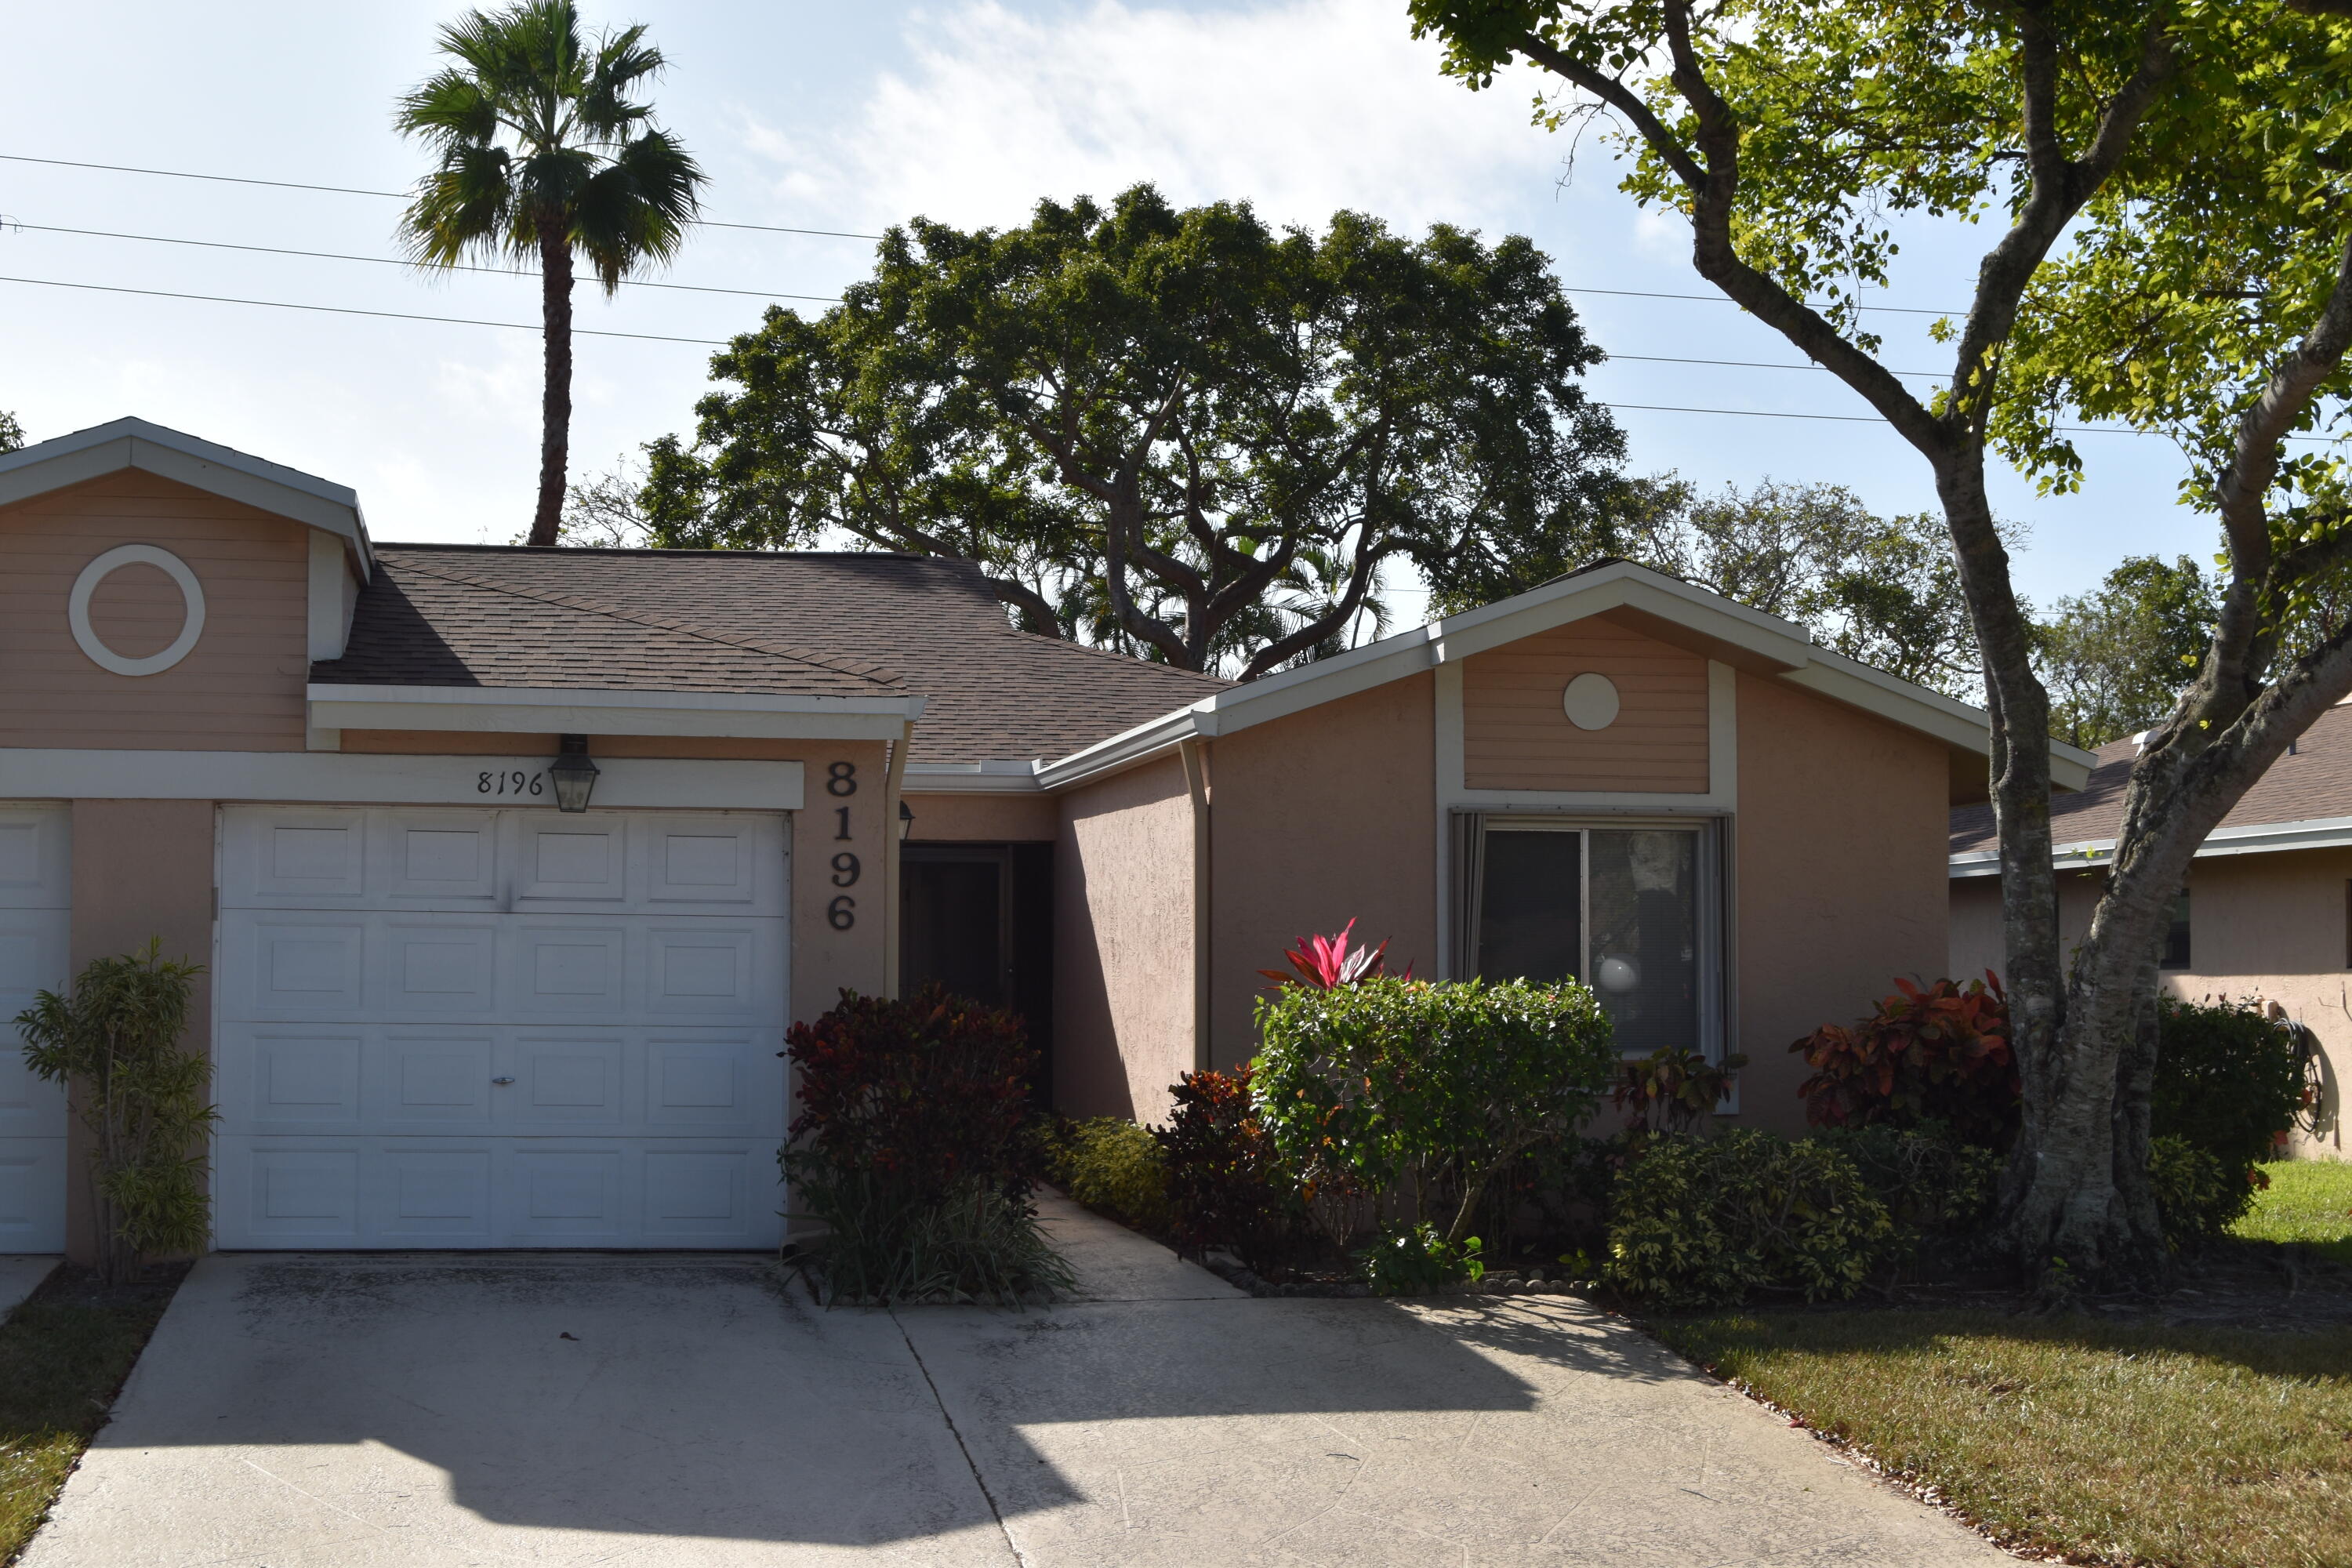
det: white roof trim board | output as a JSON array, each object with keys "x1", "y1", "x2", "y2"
[
  {"x1": 1035, "y1": 560, "x2": 2097, "y2": 793},
  {"x1": 1949, "y1": 810, "x2": 2352, "y2": 879},
  {"x1": 307, "y1": 682, "x2": 926, "y2": 742},
  {"x1": 0, "y1": 417, "x2": 372, "y2": 576}
]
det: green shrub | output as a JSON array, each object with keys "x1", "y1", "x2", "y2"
[
  {"x1": 789, "y1": 1171, "x2": 1075, "y2": 1306},
  {"x1": 1358, "y1": 1223, "x2": 1485, "y2": 1295},
  {"x1": 1613, "y1": 1045, "x2": 1748, "y2": 1134},
  {"x1": 782, "y1": 986, "x2": 1061, "y2": 1304},
  {"x1": 16, "y1": 941, "x2": 216, "y2": 1283},
  {"x1": 1789, "y1": 975, "x2": 2019, "y2": 1145},
  {"x1": 1605, "y1": 1131, "x2": 1896, "y2": 1307},
  {"x1": 1058, "y1": 1117, "x2": 1170, "y2": 1232},
  {"x1": 1155, "y1": 1065, "x2": 1311, "y2": 1273},
  {"x1": 2153, "y1": 996, "x2": 2306, "y2": 1172},
  {"x1": 1816, "y1": 1121, "x2": 2002, "y2": 1238},
  {"x1": 2148, "y1": 1134, "x2": 2257, "y2": 1249},
  {"x1": 1254, "y1": 975, "x2": 1617, "y2": 1247}
]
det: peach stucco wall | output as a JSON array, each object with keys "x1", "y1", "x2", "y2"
[
  {"x1": 1205, "y1": 673, "x2": 1438, "y2": 1068},
  {"x1": 1734, "y1": 672, "x2": 1950, "y2": 1132},
  {"x1": 63, "y1": 799, "x2": 216, "y2": 1262},
  {"x1": 902, "y1": 791, "x2": 1059, "y2": 843},
  {"x1": 0, "y1": 473, "x2": 310, "y2": 750},
  {"x1": 342, "y1": 728, "x2": 887, "y2": 1029},
  {"x1": 1952, "y1": 855, "x2": 2352, "y2": 1160},
  {"x1": 1053, "y1": 754, "x2": 1196, "y2": 1122}
]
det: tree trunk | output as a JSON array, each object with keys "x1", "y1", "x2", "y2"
[{"x1": 531, "y1": 226, "x2": 575, "y2": 548}]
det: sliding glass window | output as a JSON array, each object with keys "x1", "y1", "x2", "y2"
[{"x1": 1471, "y1": 819, "x2": 1721, "y2": 1058}]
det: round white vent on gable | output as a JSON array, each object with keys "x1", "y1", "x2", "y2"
[
  {"x1": 1563, "y1": 671, "x2": 1621, "y2": 731},
  {"x1": 69, "y1": 544, "x2": 207, "y2": 677}
]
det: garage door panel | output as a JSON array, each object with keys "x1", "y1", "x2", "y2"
[
  {"x1": 508, "y1": 1146, "x2": 630, "y2": 1240},
  {"x1": 0, "y1": 911, "x2": 69, "y2": 1139},
  {"x1": 508, "y1": 1034, "x2": 630, "y2": 1131},
  {"x1": 0, "y1": 1142, "x2": 66, "y2": 1249},
  {"x1": 237, "y1": 1143, "x2": 364, "y2": 1244},
  {"x1": 374, "y1": 812, "x2": 501, "y2": 904},
  {"x1": 381, "y1": 920, "x2": 500, "y2": 1016},
  {"x1": 514, "y1": 816, "x2": 630, "y2": 906},
  {"x1": 223, "y1": 810, "x2": 368, "y2": 906},
  {"x1": 377, "y1": 1031, "x2": 496, "y2": 1127},
  {"x1": 644, "y1": 1148, "x2": 766, "y2": 1238},
  {"x1": 645, "y1": 817, "x2": 775, "y2": 908},
  {"x1": 647, "y1": 1036, "x2": 761, "y2": 1132},
  {"x1": 222, "y1": 917, "x2": 364, "y2": 1020},
  {"x1": 514, "y1": 923, "x2": 630, "y2": 1014},
  {"x1": 379, "y1": 1148, "x2": 495, "y2": 1241},
  {"x1": 231, "y1": 1029, "x2": 364, "y2": 1128}
]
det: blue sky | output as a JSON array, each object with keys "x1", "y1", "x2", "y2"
[{"x1": 2, "y1": 0, "x2": 2216, "y2": 620}]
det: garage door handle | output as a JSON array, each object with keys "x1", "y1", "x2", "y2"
[{"x1": 492, "y1": 1076, "x2": 516, "y2": 1086}]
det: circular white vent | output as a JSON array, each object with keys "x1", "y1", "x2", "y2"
[
  {"x1": 1562, "y1": 671, "x2": 1621, "y2": 731},
  {"x1": 69, "y1": 544, "x2": 207, "y2": 677}
]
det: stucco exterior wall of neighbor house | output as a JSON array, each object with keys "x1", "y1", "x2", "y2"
[
  {"x1": 1461, "y1": 612, "x2": 1710, "y2": 792},
  {"x1": 1951, "y1": 858, "x2": 2352, "y2": 1160},
  {"x1": 341, "y1": 729, "x2": 887, "y2": 1029},
  {"x1": 1734, "y1": 672, "x2": 1951, "y2": 1133},
  {"x1": 1053, "y1": 754, "x2": 1196, "y2": 1123},
  {"x1": 901, "y1": 792, "x2": 1060, "y2": 843},
  {"x1": 1205, "y1": 673, "x2": 1439, "y2": 1068},
  {"x1": 0, "y1": 474, "x2": 311, "y2": 751},
  {"x1": 62, "y1": 798, "x2": 216, "y2": 1263}
]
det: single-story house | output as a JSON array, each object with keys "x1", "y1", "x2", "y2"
[
  {"x1": 0, "y1": 418, "x2": 2092, "y2": 1259},
  {"x1": 1951, "y1": 710, "x2": 2352, "y2": 1160}
]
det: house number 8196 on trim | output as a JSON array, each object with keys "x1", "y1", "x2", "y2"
[{"x1": 477, "y1": 770, "x2": 546, "y2": 797}]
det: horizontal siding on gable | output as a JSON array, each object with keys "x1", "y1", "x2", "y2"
[
  {"x1": 1462, "y1": 615, "x2": 1709, "y2": 792},
  {"x1": 0, "y1": 471, "x2": 310, "y2": 751}
]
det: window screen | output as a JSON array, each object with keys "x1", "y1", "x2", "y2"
[
  {"x1": 1588, "y1": 829, "x2": 1700, "y2": 1055},
  {"x1": 2160, "y1": 890, "x2": 2190, "y2": 970},
  {"x1": 1475, "y1": 829, "x2": 1582, "y2": 986},
  {"x1": 1472, "y1": 822, "x2": 1707, "y2": 1055}
]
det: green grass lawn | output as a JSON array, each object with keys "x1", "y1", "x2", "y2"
[
  {"x1": 1645, "y1": 1165, "x2": 2352, "y2": 1568},
  {"x1": 2232, "y1": 1159, "x2": 2352, "y2": 1265},
  {"x1": 0, "y1": 1269, "x2": 180, "y2": 1565}
]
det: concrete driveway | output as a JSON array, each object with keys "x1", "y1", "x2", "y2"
[{"x1": 21, "y1": 1201, "x2": 2004, "y2": 1567}]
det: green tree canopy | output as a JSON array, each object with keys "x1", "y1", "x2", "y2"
[
  {"x1": 643, "y1": 186, "x2": 1636, "y2": 677},
  {"x1": 2034, "y1": 555, "x2": 2218, "y2": 748},
  {"x1": 396, "y1": 0, "x2": 705, "y2": 546},
  {"x1": 1406, "y1": 0, "x2": 2352, "y2": 1284}
]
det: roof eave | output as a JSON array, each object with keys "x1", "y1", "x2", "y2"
[
  {"x1": 1948, "y1": 808, "x2": 2352, "y2": 877},
  {"x1": 307, "y1": 682, "x2": 924, "y2": 742}
]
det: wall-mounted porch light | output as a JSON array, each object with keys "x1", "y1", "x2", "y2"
[
  {"x1": 549, "y1": 734, "x2": 600, "y2": 813},
  {"x1": 898, "y1": 799, "x2": 916, "y2": 840}
]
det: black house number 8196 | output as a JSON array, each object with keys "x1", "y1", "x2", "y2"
[{"x1": 826, "y1": 760, "x2": 857, "y2": 928}]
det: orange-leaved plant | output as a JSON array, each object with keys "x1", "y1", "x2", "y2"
[{"x1": 1788, "y1": 973, "x2": 2018, "y2": 1146}]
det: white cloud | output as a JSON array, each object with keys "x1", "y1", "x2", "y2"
[{"x1": 743, "y1": 0, "x2": 1579, "y2": 240}]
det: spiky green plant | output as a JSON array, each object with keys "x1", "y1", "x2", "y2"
[
  {"x1": 16, "y1": 941, "x2": 215, "y2": 1283},
  {"x1": 395, "y1": 0, "x2": 705, "y2": 545}
]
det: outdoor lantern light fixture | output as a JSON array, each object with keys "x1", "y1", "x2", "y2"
[
  {"x1": 898, "y1": 799, "x2": 915, "y2": 840},
  {"x1": 549, "y1": 734, "x2": 600, "y2": 814}
]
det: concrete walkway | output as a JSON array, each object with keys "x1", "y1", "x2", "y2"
[
  {"x1": 0, "y1": 1254, "x2": 60, "y2": 1319},
  {"x1": 21, "y1": 1200, "x2": 2003, "y2": 1567}
]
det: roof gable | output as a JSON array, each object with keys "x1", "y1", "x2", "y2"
[{"x1": 0, "y1": 419, "x2": 370, "y2": 575}]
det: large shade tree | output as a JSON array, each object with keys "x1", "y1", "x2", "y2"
[
  {"x1": 1410, "y1": 0, "x2": 2352, "y2": 1283},
  {"x1": 642, "y1": 185, "x2": 1635, "y2": 676},
  {"x1": 397, "y1": 0, "x2": 705, "y2": 546}
]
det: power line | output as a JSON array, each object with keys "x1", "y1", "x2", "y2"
[
  {"x1": 0, "y1": 269, "x2": 2329, "y2": 445},
  {"x1": 0, "y1": 273, "x2": 731, "y2": 344},
  {"x1": 0, "y1": 151, "x2": 884, "y2": 241},
  {"x1": 4, "y1": 221, "x2": 842, "y2": 303},
  {"x1": 1565, "y1": 281, "x2": 1958, "y2": 318}
]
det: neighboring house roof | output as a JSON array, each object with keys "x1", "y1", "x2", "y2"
[
  {"x1": 1948, "y1": 702, "x2": 2352, "y2": 877},
  {"x1": 1036, "y1": 557, "x2": 2097, "y2": 796},
  {"x1": 0, "y1": 417, "x2": 372, "y2": 575},
  {"x1": 318, "y1": 545, "x2": 1230, "y2": 765}
]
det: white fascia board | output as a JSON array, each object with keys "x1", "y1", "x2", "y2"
[
  {"x1": 0, "y1": 419, "x2": 373, "y2": 577},
  {"x1": 1035, "y1": 703, "x2": 1214, "y2": 790},
  {"x1": 902, "y1": 761, "x2": 1047, "y2": 794},
  {"x1": 307, "y1": 683, "x2": 925, "y2": 741},
  {"x1": 1947, "y1": 810, "x2": 2352, "y2": 878},
  {"x1": 0, "y1": 748, "x2": 805, "y2": 811}
]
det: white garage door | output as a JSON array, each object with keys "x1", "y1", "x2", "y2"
[
  {"x1": 0, "y1": 806, "x2": 70, "y2": 1254},
  {"x1": 216, "y1": 806, "x2": 789, "y2": 1249}
]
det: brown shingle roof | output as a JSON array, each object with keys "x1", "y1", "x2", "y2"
[
  {"x1": 1950, "y1": 702, "x2": 2352, "y2": 855},
  {"x1": 317, "y1": 545, "x2": 1232, "y2": 764}
]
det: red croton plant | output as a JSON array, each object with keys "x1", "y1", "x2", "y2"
[
  {"x1": 1257, "y1": 918, "x2": 1407, "y2": 989},
  {"x1": 1789, "y1": 973, "x2": 2021, "y2": 1147}
]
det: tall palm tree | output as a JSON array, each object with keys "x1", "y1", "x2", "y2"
[{"x1": 396, "y1": 1, "x2": 705, "y2": 546}]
